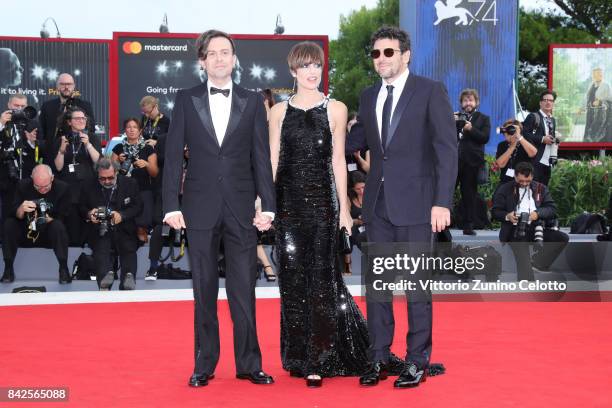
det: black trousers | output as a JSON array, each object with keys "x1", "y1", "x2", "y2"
[
  {"x1": 365, "y1": 185, "x2": 433, "y2": 368},
  {"x1": 533, "y1": 162, "x2": 551, "y2": 186},
  {"x1": 0, "y1": 186, "x2": 16, "y2": 241},
  {"x1": 148, "y1": 190, "x2": 163, "y2": 262},
  {"x1": 186, "y1": 200, "x2": 262, "y2": 376},
  {"x1": 2, "y1": 217, "x2": 69, "y2": 269},
  {"x1": 66, "y1": 203, "x2": 87, "y2": 246},
  {"x1": 90, "y1": 229, "x2": 138, "y2": 288},
  {"x1": 457, "y1": 160, "x2": 479, "y2": 229}
]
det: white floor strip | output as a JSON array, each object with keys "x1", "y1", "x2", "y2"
[{"x1": 0, "y1": 286, "x2": 367, "y2": 307}]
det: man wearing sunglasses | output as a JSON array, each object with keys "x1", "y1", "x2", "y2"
[
  {"x1": 1, "y1": 164, "x2": 71, "y2": 284},
  {"x1": 81, "y1": 158, "x2": 142, "y2": 290},
  {"x1": 347, "y1": 25, "x2": 457, "y2": 389}
]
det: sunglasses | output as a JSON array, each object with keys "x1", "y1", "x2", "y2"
[{"x1": 370, "y1": 48, "x2": 402, "y2": 59}]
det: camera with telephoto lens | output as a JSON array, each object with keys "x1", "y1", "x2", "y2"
[
  {"x1": 498, "y1": 125, "x2": 518, "y2": 136},
  {"x1": 549, "y1": 134, "x2": 562, "y2": 166},
  {"x1": 95, "y1": 206, "x2": 113, "y2": 237},
  {"x1": 455, "y1": 112, "x2": 469, "y2": 132},
  {"x1": 10, "y1": 106, "x2": 37, "y2": 130},
  {"x1": 33, "y1": 198, "x2": 53, "y2": 226},
  {"x1": 119, "y1": 154, "x2": 135, "y2": 175},
  {"x1": 514, "y1": 212, "x2": 530, "y2": 241},
  {"x1": 533, "y1": 221, "x2": 544, "y2": 242}
]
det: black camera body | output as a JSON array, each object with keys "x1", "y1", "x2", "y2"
[
  {"x1": 33, "y1": 198, "x2": 53, "y2": 226},
  {"x1": 10, "y1": 106, "x2": 37, "y2": 130},
  {"x1": 95, "y1": 206, "x2": 113, "y2": 237},
  {"x1": 455, "y1": 112, "x2": 469, "y2": 132},
  {"x1": 65, "y1": 131, "x2": 81, "y2": 145},
  {"x1": 499, "y1": 125, "x2": 518, "y2": 136},
  {"x1": 119, "y1": 154, "x2": 135, "y2": 175},
  {"x1": 514, "y1": 212, "x2": 530, "y2": 241},
  {"x1": 0, "y1": 147, "x2": 19, "y2": 179}
]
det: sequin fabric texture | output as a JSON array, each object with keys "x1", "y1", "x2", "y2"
[{"x1": 274, "y1": 97, "x2": 370, "y2": 377}]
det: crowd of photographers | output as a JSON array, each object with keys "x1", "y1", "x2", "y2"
[
  {"x1": 0, "y1": 74, "x2": 170, "y2": 289},
  {"x1": 0, "y1": 78, "x2": 607, "y2": 288}
]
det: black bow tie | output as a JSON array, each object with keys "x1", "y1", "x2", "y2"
[{"x1": 210, "y1": 87, "x2": 230, "y2": 97}]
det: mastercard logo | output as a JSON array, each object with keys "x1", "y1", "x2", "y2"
[{"x1": 122, "y1": 41, "x2": 143, "y2": 54}]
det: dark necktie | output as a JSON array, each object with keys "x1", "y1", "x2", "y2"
[
  {"x1": 210, "y1": 87, "x2": 230, "y2": 97},
  {"x1": 544, "y1": 116, "x2": 553, "y2": 136},
  {"x1": 381, "y1": 85, "x2": 394, "y2": 150}
]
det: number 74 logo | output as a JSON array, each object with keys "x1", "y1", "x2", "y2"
[{"x1": 433, "y1": 0, "x2": 499, "y2": 26}]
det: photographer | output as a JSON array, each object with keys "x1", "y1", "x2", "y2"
[
  {"x1": 81, "y1": 158, "x2": 142, "y2": 290},
  {"x1": 495, "y1": 119, "x2": 537, "y2": 185},
  {"x1": 492, "y1": 162, "x2": 569, "y2": 280},
  {"x1": 39, "y1": 73, "x2": 95, "y2": 143},
  {"x1": 139, "y1": 96, "x2": 170, "y2": 147},
  {"x1": 53, "y1": 107, "x2": 101, "y2": 245},
  {"x1": 0, "y1": 94, "x2": 46, "y2": 231},
  {"x1": 454, "y1": 88, "x2": 490, "y2": 235},
  {"x1": 523, "y1": 89, "x2": 559, "y2": 186},
  {"x1": 111, "y1": 118, "x2": 158, "y2": 244},
  {"x1": 1, "y1": 165, "x2": 71, "y2": 283}
]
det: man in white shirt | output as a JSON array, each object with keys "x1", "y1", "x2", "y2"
[
  {"x1": 162, "y1": 30, "x2": 276, "y2": 387},
  {"x1": 523, "y1": 89, "x2": 558, "y2": 186}
]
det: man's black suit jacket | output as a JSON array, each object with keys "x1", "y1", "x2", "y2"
[
  {"x1": 12, "y1": 178, "x2": 71, "y2": 222},
  {"x1": 162, "y1": 82, "x2": 275, "y2": 230},
  {"x1": 39, "y1": 97, "x2": 95, "y2": 143},
  {"x1": 458, "y1": 111, "x2": 490, "y2": 165},
  {"x1": 347, "y1": 74, "x2": 458, "y2": 226},
  {"x1": 523, "y1": 111, "x2": 555, "y2": 164}
]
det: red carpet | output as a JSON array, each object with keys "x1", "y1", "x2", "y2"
[{"x1": 1, "y1": 298, "x2": 611, "y2": 407}]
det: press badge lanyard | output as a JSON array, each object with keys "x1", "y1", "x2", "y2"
[{"x1": 71, "y1": 141, "x2": 83, "y2": 165}]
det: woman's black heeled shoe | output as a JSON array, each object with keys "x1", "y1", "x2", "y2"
[
  {"x1": 263, "y1": 265, "x2": 276, "y2": 282},
  {"x1": 306, "y1": 375, "x2": 322, "y2": 387}
]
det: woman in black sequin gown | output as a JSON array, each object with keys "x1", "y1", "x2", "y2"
[{"x1": 268, "y1": 42, "x2": 369, "y2": 386}]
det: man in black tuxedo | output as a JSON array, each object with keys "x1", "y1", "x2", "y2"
[
  {"x1": 455, "y1": 88, "x2": 490, "y2": 235},
  {"x1": 81, "y1": 158, "x2": 142, "y2": 291},
  {"x1": 39, "y1": 73, "x2": 95, "y2": 143},
  {"x1": 523, "y1": 89, "x2": 557, "y2": 186},
  {"x1": 163, "y1": 30, "x2": 276, "y2": 387},
  {"x1": 347, "y1": 26, "x2": 457, "y2": 388}
]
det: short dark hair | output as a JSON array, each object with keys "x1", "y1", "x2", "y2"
[
  {"x1": 540, "y1": 89, "x2": 557, "y2": 101},
  {"x1": 459, "y1": 88, "x2": 480, "y2": 105},
  {"x1": 123, "y1": 117, "x2": 141, "y2": 130},
  {"x1": 195, "y1": 29, "x2": 235, "y2": 59},
  {"x1": 515, "y1": 161, "x2": 534, "y2": 177},
  {"x1": 369, "y1": 26, "x2": 411, "y2": 53},
  {"x1": 95, "y1": 157, "x2": 120, "y2": 173},
  {"x1": 68, "y1": 107, "x2": 87, "y2": 120},
  {"x1": 287, "y1": 41, "x2": 324, "y2": 72}
]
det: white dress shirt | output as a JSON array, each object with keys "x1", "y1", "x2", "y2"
[
  {"x1": 208, "y1": 80, "x2": 233, "y2": 145},
  {"x1": 375, "y1": 67, "x2": 410, "y2": 139}
]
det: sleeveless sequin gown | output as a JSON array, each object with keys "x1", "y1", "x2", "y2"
[{"x1": 275, "y1": 96, "x2": 370, "y2": 377}]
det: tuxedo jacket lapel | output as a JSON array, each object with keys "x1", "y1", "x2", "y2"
[
  {"x1": 387, "y1": 74, "x2": 417, "y2": 149},
  {"x1": 191, "y1": 83, "x2": 220, "y2": 148},
  {"x1": 222, "y1": 85, "x2": 248, "y2": 148}
]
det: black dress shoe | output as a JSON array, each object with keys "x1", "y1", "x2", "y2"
[
  {"x1": 59, "y1": 266, "x2": 72, "y2": 284},
  {"x1": 188, "y1": 373, "x2": 214, "y2": 387},
  {"x1": 394, "y1": 362, "x2": 426, "y2": 388},
  {"x1": 463, "y1": 228, "x2": 476, "y2": 236},
  {"x1": 428, "y1": 362, "x2": 446, "y2": 376},
  {"x1": 387, "y1": 354, "x2": 406, "y2": 376},
  {"x1": 1, "y1": 265, "x2": 15, "y2": 283},
  {"x1": 236, "y1": 370, "x2": 274, "y2": 384},
  {"x1": 306, "y1": 375, "x2": 322, "y2": 387},
  {"x1": 359, "y1": 362, "x2": 388, "y2": 386}
]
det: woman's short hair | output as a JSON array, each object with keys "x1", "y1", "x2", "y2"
[
  {"x1": 287, "y1": 41, "x2": 324, "y2": 72},
  {"x1": 123, "y1": 117, "x2": 141, "y2": 130}
]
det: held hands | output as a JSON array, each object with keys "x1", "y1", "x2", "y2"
[
  {"x1": 79, "y1": 132, "x2": 90, "y2": 146},
  {"x1": 253, "y1": 211, "x2": 273, "y2": 232},
  {"x1": 431, "y1": 206, "x2": 450, "y2": 233},
  {"x1": 542, "y1": 135, "x2": 555, "y2": 145},
  {"x1": 88, "y1": 209, "x2": 100, "y2": 223},
  {"x1": 462, "y1": 121, "x2": 472, "y2": 131}
]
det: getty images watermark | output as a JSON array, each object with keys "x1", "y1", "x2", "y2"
[{"x1": 357, "y1": 242, "x2": 598, "y2": 302}]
